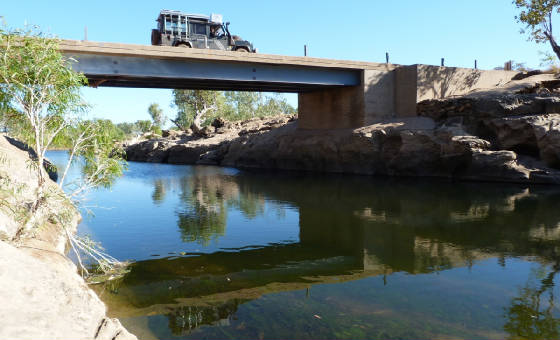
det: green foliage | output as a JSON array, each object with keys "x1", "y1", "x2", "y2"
[
  {"x1": 224, "y1": 91, "x2": 260, "y2": 118},
  {"x1": 514, "y1": 0, "x2": 560, "y2": 42},
  {"x1": 87, "y1": 120, "x2": 126, "y2": 176},
  {"x1": 148, "y1": 103, "x2": 165, "y2": 128},
  {"x1": 151, "y1": 125, "x2": 162, "y2": 136},
  {"x1": 114, "y1": 120, "x2": 162, "y2": 139},
  {"x1": 0, "y1": 24, "x2": 92, "y2": 194},
  {"x1": 55, "y1": 118, "x2": 127, "y2": 194},
  {"x1": 51, "y1": 119, "x2": 125, "y2": 149},
  {"x1": 171, "y1": 90, "x2": 296, "y2": 131},
  {"x1": 0, "y1": 25, "x2": 88, "y2": 154},
  {"x1": 0, "y1": 24, "x2": 126, "y2": 201},
  {"x1": 514, "y1": 0, "x2": 560, "y2": 59},
  {"x1": 172, "y1": 90, "x2": 220, "y2": 130},
  {"x1": 0, "y1": 24, "x2": 127, "y2": 277},
  {"x1": 539, "y1": 50, "x2": 560, "y2": 72},
  {"x1": 256, "y1": 93, "x2": 297, "y2": 117},
  {"x1": 116, "y1": 122, "x2": 134, "y2": 135},
  {"x1": 135, "y1": 119, "x2": 153, "y2": 134}
]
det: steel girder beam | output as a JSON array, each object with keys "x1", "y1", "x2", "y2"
[{"x1": 66, "y1": 53, "x2": 362, "y2": 92}]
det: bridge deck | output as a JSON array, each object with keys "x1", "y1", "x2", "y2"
[{"x1": 60, "y1": 40, "x2": 395, "y2": 92}]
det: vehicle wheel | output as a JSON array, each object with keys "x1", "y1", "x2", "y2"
[
  {"x1": 178, "y1": 43, "x2": 191, "y2": 48},
  {"x1": 236, "y1": 48, "x2": 249, "y2": 52}
]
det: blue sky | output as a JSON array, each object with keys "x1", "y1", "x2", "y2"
[{"x1": 0, "y1": 0, "x2": 554, "y2": 124}]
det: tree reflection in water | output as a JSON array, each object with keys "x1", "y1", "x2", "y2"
[
  {"x1": 151, "y1": 179, "x2": 166, "y2": 204},
  {"x1": 164, "y1": 168, "x2": 267, "y2": 246},
  {"x1": 167, "y1": 299, "x2": 247, "y2": 335},
  {"x1": 175, "y1": 174, "x2": 229, "y2": 246},
  {"x1": 504, "y1": 263, "x2": 560, "y2": 339}
]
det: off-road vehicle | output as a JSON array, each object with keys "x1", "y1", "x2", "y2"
[{"x1": 151, "y1": 10, "x2": 256, "y2": 53}]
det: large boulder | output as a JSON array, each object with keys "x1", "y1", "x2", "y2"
[
  {"x1": 161, "y1": 129, "x2": 186, "y2": 139},
  {"x1": 383, "y1": 130, "x2": 445, "y2": 176},
  {"x1": 418, "y1": 94, "x2": 560, "y2": 121},
  {"x1": 484, "y1": 114, "x2": 560, "y2": 168},
  {"x1": 125, "y1": 139, "x2": 171, "y2": 163},
  {"x1": 463, "y1": 150, "x2": 530, "y2": 182},
  {"x1": 167, "y1": 143, "x2": 215, "y2": 164},
  {"x1": 540, "y1": 128, "x2": 560, "y2": 167},
  {"x1": 0, "y1": 242, "x2": 136, "y2": 340},
  {"x1": 4, "y1": 136, "x2": 58, "y2": 182}
]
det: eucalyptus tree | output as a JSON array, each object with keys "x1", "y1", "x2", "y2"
[
  {"x1": 514, "y1": 0, "x2": 560, "y2": 58},
  {"x1": 0, "y1": 26, "x2": 87, "y2": 197},
  {"x1": 224, "y1": 91, "x2": 261, "y2": 118},
  {"x1": 257, "y1": 93, "x2": 297, "y2": 117},
  {"x1": 0, "y1": 25, "x2": 126, "y2": 276},
  {"x1": 172, "y1": 90, "x2": 296, "y2": 132},
  {"x1": 172, "y1": 89, "x2": 221, "y2": 133},
  {"x1": 148, "y1": 102, "x2": 165, "y2": 128}
]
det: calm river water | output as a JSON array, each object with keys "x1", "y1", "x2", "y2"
[{"x1": 48, "y1": 151, "x2": 560, "y2": 339}]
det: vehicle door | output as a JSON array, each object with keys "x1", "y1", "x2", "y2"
[
  {"x1": 208, "y1": 26, "x2": 228, "y2": 50},
  {"x1": 189, "y1": 21, "x2": 209, "y2": 48}
]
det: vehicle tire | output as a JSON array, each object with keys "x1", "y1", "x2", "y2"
[
  {"x1": 236, "y1": 48, "x2": 249, "y2": 52},
  {"x1": 178, "y1": 43, "x2": 192, "y2": 48}
]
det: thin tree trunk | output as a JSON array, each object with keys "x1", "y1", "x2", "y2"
[
  {"x1": 545, "y1": 32, "x2": 560, "y2": 61},
  {"x1": 32, "y1": 115, "x2": 45, "y2": 205},
  {"x1": 191, "y1": 105, "x2": 215, "y2": 136},
  {"x1": 191, "y1": 110, "x2": 204, "y2": 135},
  {"x1": 170, "y1": 118, "x2": 186, "y2": 131}
]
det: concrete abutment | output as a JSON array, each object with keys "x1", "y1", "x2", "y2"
[{"x1": 297, "y1": 65, "x2": 518, "y2": 129}]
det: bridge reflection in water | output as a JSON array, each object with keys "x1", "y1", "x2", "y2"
[{"x1": 90, "y1": 168, "x2": 560, "y2": 338}]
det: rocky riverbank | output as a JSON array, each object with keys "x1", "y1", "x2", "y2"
[
  {"x1": 125, "y1": 74, "x2": 560, "y2": 184},
  {"x1": 0, "y1": 135, "x2": 135, "y2": 340}
]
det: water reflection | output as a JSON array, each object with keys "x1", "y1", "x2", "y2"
[
  {"x1": 167, "y1": 300, "x2": 246, "y2": 335},
  {"x1": 91, "y1": 168, "x2": 560, "y2": 338},
  {"x1": 176, "y1": 174, "x2": 228, "y2": 246},
  {"x1": 504, "y1": 263, "x2": 560, "y2": 340},
  {"x1": 173, "y1": 168, "x2": 268, "y2": 246},
  {"x1": 151, "y1": 179, "x2": 166, "y2": 204}
]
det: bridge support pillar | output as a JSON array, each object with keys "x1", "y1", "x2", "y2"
[
  {"x1": 298, "y1": 69, "x2": 398, "y2": 129},
  {"x1": 298, "y1": 66, "x2": 518, "y2": 130},
  {"x1": 298, "y1": 85, "x2": 365, "y2": 129}
]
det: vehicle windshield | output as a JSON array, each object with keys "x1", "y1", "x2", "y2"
[{"x1": 210, "y1": 25, "x2": 224, "y2": 37}]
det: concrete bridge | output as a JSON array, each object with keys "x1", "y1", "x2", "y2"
[{"x1": 60, "y1": 40, "x2": 517, "y2": 129}]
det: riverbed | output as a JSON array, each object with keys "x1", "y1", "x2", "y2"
[{"x1": 47, "y1": 151, "x2": 560, "y2": 339}]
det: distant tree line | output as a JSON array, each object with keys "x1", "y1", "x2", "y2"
[{"x1": 86, "y1": 91, "x2": 296, "y2": 141}]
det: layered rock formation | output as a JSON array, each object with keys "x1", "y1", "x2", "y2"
[
  {"x1": 125, "y1": 74, "x2": 560, "y2": 184},
  {"x1": 0, "y1": 135, "x2": 136, "y2": 340},
  {"x1": 125, "y1": 115, "x2": 297, "y2": 165}
]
